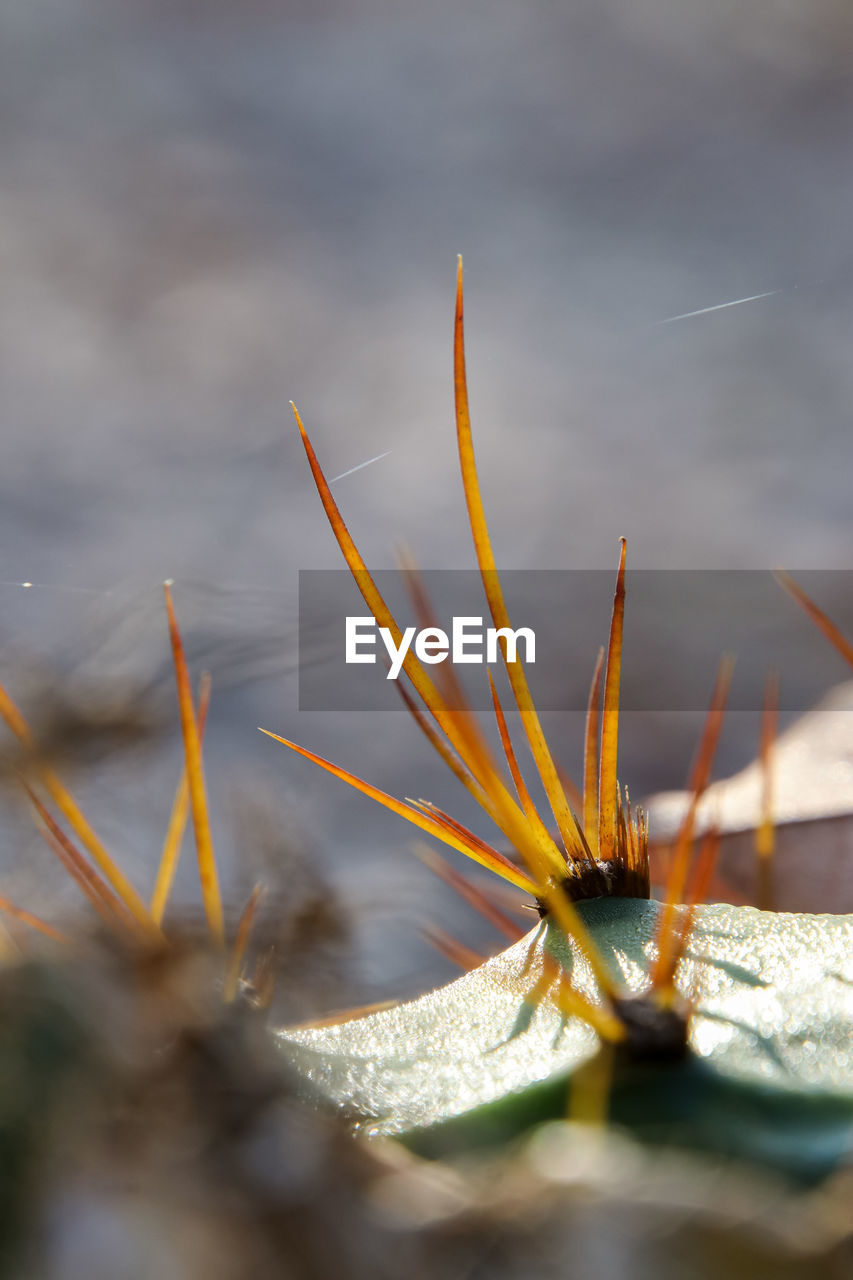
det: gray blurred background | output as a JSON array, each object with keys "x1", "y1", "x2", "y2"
[{"x1": 2, "y1": 0, "x2": 853, "y2": 1001}]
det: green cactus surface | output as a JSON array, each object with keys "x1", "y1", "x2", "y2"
[{"x1": 277, "y1": 899, "x2": 853, "y2": 1182}]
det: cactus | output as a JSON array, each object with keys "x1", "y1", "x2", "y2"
[
  {"x1": 263, "y1": 261, "x2": 853, "y2": 1185},
  {"x1": 0, "y1": 264, "x2": 850, "y2": 1276},
  {"x1": 278, "y1": 900, "x2": 853, "y2": 1182}
]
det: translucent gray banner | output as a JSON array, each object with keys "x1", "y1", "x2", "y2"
[{"x1": 298, "y1": 570, "x2": 853, "y2": 712}]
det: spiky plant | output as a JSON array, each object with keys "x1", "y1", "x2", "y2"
[
  {"x1": 0, "y1": 583, "x2": 267, "y2": 986},
  {"x1": 263, "y1": 262, "x2": 853, "y2": 1182},
  {"x1": 0, "y1": 264, "x2": 850, "y2": 1242}
]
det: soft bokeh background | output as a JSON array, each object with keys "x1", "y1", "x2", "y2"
[{"x1": 3, "y1": 0, "x2": 853, "y2": 999}]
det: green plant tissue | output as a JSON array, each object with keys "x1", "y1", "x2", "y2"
[{"x1": 276, "y1": 899, "x2": 853, "y2": 1178}]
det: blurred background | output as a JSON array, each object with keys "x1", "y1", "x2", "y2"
[{"x1": 2, "y1": 0, "x2": 853, "y2": 1002}]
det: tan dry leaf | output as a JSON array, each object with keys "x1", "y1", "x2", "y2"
[{"x1": 647, "y1": 681, "x2": 853, "y2": 912}]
